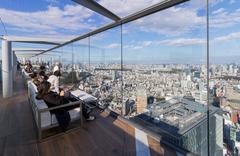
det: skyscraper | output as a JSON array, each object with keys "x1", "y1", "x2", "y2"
[
  {"x1": 136, "y1": 89, "x2": 147, "y2": 114},
  {"x1": 132, "y1": 97, "x2": 223, "y2": 156}
]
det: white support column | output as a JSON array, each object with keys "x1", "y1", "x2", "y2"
[{"x1": 2, "y1": 40, "x2": 13, "y2": 98}]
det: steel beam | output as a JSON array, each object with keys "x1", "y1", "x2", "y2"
[
  {"x1": 13, "y1": 48, "x2": 48, "y2": 51},
  {"x1": 2, "y1": 36, "x2": 69, "y2": 45},
  {"x1": 73, "y1": 0, "x2": 121, "y2": 21}
]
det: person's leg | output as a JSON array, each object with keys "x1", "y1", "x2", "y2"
[
  {"x1": 82, "y1": 104, "x2": 90, "y2": 119},
  {"x1": 54, "y1": 110, "x2": 71, "y2": 132},
  {"x1": 82, "y1": 103, "x2": 95, "y2": 121}
]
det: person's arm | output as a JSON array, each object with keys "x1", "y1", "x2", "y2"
[{"x1": 43, "y1": 92, "x2": 64, "y2": 106}]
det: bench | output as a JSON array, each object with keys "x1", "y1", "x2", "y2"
[{"x1": 27, "y1": 81, "x2": 83, "y2": 140}]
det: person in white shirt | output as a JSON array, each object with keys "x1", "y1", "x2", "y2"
[
  {"x1": 47, "y1": 70, "x2": 61, "y2": 94},
  {"x1": 53, "y1": 62, "x2": 60, "y2": 73}
]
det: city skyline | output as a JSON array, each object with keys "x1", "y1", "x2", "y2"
[
  {"x1": 1, "y1": 1, "x2": 240, "y2": 155},
  {"x1": 0, "y1": 0, "x2": 240, "y2": 63}
]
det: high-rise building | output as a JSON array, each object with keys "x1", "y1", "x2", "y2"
[
  {"x1": 122, "y1": 99, "x2": 135, "y2": 116},
  {"x1": 136, "y1": 89, "x2": 147, "y2": 114},
  {"x1": 132, "y1": 97, "x2": 223, "y2": 156}
]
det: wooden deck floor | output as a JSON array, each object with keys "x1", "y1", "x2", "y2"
[{"x1": 0, "y1": 75, "x2": 176, "y2": 156}]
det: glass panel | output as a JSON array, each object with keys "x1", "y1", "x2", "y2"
[
  {"x1": 44, "y1": 50, "x2": 62, "y2": 74},
  {"x1": 24, "y1": 1, "x2": 232, "y2": 155},
  {"x1": 60, "y1": 44, "x2": 74, "y2": 87},
  {"x1": 90, "y1": 27, "x2": 122, "y2": 114},
  {"x1": 71, "y1": 38, "x2": 90, "y2": 88},
  {"x1": 13, "y1": 43, "x2": 56, "y2": 72},
  {"x1": 209, "y1": 1, "x2": 240, "y2": 155},
  {"x1": 122, "y1": 1, "x2": 209, "y2": 155}
]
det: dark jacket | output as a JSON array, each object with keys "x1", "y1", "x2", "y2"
[
  {"x1": 42, "y1": 91, "x2": 66, "y2": 107},
  {"x1": 42, "y1": 91, "x2": 71, "y2": 130}
]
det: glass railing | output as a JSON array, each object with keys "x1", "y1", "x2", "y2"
[
  {"x1": 90, "y1": 26, "x2": 123, "y2": 114},
  {"x1": 209, "y1": 1, "x2": 240, "y2": 155},
  {"x1": 25, "y1": 0, "x2": 240, "y2": 155}
]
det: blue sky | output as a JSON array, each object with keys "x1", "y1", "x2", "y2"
[{"x1": 0, "y1": 0, "x2": 240, "y2": 64}]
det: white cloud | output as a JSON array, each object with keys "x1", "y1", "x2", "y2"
[
  {"x1": 99, "y1": 0, "x2": 164, "y2": 17},
  {"x1": 45, "y1": 0, "x2": 59, "y2": 5},
  {"x1": 132, "y1": 46, "x2": 144, "y2": 50},
  {"x1": 124, "y1": 31, "x2": 240, "y2": 50},
  {"x1": 1, "y1": 0, "x2": 239, "y2": 40},
  {"x1": 157, "y1": 38, "x2": 205, "y2": 46},
  {"x1": 104, "y1": 43, "x2": 121, "y2": 49},
  {"x1": 213, "y1": 32, "x2": 240, "y2": 42},
  {"x1": 99, "y1": 0, "x2": 206, "y2": 36},
  {"x1": 210, "y1": 8, "x2": 240, "y2": 28},
  {"x1": 230, "y1": 0, "x2": 236, "y2": 4},
  {"x1": 143, "y1": 41, "x2": 152, "y2": 46},
  {"x1": 212, "y1": 8, "x2": 226, "y2": 15},
  {"x1": 139, "y1": 0, "x2": 234, "y2": 36},
  {"x1": 134, "y1": 7, "x2": 205, "y2": 36},
  {"x1": 124, "y1": 38, "x2": 205, "y2": 50},
  {"x1": 0, "y1": 5, "x2": 94, "y2": 36},
  {"x1": 123, "y1": 44, "x2": 143, "y2": 50},
  {"x1": 100, "y1": 0, "x2": 239, "y2": 36}
]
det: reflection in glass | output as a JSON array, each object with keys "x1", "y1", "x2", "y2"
[
  {"x1": 90, "y1": 27, "x2": 122, "y2": 113},
  {"x1": 120, "y1": 1, "x2": 221, "y2": 155},
  {"x1": 210, "y1": 1, "x2": 240, "y2": 155},
  {"x1": 24, "y1": 0, "x2": 240, "y2": 155}
]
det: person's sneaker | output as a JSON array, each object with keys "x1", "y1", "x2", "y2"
[{"x1": 86, "y1": 116, "x2": 95, "y2": 121}]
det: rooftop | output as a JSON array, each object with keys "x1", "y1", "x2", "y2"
[{"x1": 132, "y1": 97, "x2": 219, "y2": 136}]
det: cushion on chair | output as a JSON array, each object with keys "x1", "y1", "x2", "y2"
[{"x1": 35, "y1": 100, "x2": 51, "y2": 128}]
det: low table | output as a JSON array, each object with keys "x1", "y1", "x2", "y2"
[{"x1": 70, "y1": 89, "x2": 98, "y2": 109}]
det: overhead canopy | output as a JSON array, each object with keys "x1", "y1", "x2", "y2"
[{"x1": 13, "y1": 48, "x2": 48, "y2": 52}]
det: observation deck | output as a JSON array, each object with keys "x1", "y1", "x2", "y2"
[{"x1": 0, "y1": 75, "x2": 181, "y2": 156}]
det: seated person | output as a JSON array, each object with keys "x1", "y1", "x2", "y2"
[
  {"x1": 39, "y1": 64, "x2": 46, "y2": 72},
  {"x1": 29, "y1": 72, "x2": 40, "y2": 86},
  {"x1": 37, "y1": 81, "x2": 95, "y2": 131},
  {"x1": 53, "y1": 62, "x2": 60, "y2": 73},
  {"x1": 47, "y1": 70, "x2": 61, "y2": 94},
  {"x1": 38, "y1": 71, "x2": 48, "y2": 82},
  {"x1": 25, "y1": 62, "x2": 33, "y2": 73}
]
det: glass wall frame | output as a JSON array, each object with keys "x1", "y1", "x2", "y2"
[{"x1": 30, "y1": 1, "x2": 234, "y2": 155}]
